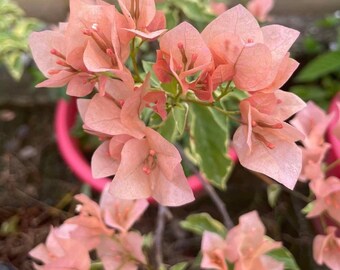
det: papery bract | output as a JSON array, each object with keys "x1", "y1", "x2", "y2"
[
  {"x1": 100, "y1": 184, "x2": 149, "y2": 232},
  {"x1": 308, "y1": 176, "x2": 340, "y2": 224},
  {"x1": 299, "y1": 144, "x2": 330, "y2": 182},
  {"x1": 97, "y1": 231, "x2": 146, "y2": 270},
  {"x1": 225, "y1": 211, "x2": 283, "y2": 270},
  {"x1": 118, "y1": 0, "x2": 167, "y2": 39},
  {"x1": 290, "y1": 101, "x2": 334, "y2": 149},
  {"x1": 62, "y1": 194, "x2": 113, "y2": 250},
  {"x1": 202, "y1": 5, "x2": 299, "y2": 93},
  {"x1": 210, "y1": 0, "x2": 228, "y2": 16},
  {"x1": 92, "y1": 135, "x2": 132, "y2": 178},
  {"x1": 109, "y1": 127, "x2": 194, "y2": 206},
  {"x1": 29, "y1": 27, "x2": 98, "y2": 97},
  {"x1": 201, "y1": 231, "x2": 228, "y2": 270},
  {"x1": 233, "y1": 90, "x2": 305, "y2": 189},
  {"x1": 313, "y1": 227, "x2": 340, "y2": 270},
  {"x1": 29, "y1": 226, "x2": 91, "y2": 270},
  {"x1": 247, "y1": 0, "x2": 274, "y2": 22},
  {"x1": 154, "y1": 22, "x2": 214, "y2": 100}
]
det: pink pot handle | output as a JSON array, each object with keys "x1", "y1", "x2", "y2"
[{"x1": 54, "y1": 97, "x2": 238, "y2": 196}]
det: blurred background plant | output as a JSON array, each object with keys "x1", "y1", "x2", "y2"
[
  {"x1": 0, "y1": 0, "x2": 42, "y2": 81},
  {"x1": 291, "y1": 11, "x2": 340, "y2": 109}
]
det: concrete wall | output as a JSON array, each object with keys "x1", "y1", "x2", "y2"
[{"x1": 15, "y1": 0, "x2": 340, "y2": 23}]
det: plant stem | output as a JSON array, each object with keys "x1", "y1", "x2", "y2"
[
  {"x1": 325, "y1": 158, "x2": 340, "y2": 172},
  {"x1": 130, "y1": 38, "x2": 143, "y2": 83},
  {"x1": 176, "y1": 145, "x2": 234, "y2": 230},
  {"x1": 215, "y1": 81, "x2": 232, "y2": 102},
  {"x1": 154, "y1": 205, "x2": 168, "y2": 268},
  {"x1": 253, "y1": 172, "x2": 311, "y2": 203},
  {"x1": 180, "y1": 97, "x2": 240, "y2": 121}
]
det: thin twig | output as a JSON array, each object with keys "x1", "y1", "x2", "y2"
[
  {"x1": 176, "y1": 145, "x2": 234, "y2": 230},
  {"x1": 154, "y1": 205, "x2": 168, "y2": 268},
  {"x1": 253, "y1": 171, "x2": 311, "y2": 203}
]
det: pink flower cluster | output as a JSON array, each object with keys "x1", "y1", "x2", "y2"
[
  {"x1": 201, "y1": 211, "x2": 283, "y2": 270},
  {"x1": 30, "y1": 185, "x2": 148, "y2": 270},
  {"x1": 29, "y1": 0, "x2": 304, "y2": 206},
  {"x1": 290, "y1": 101, "x2": 340, "y2": 269}
]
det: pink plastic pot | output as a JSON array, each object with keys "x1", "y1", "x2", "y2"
[
  {"x1": 326, "y1": 93, "x2": 340, "y2": 178},
  {"x1": 54, "y1": 97, "x2": 238, "y2": 196}
]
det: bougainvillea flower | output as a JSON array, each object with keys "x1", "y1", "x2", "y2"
[
  {"x1": 201, "y1": 5, "x2": 299, "y2": 92},
  {"x1": 62, "y1": 194, "x2": 113, "y2": 250},
  {"x1": 233, "y1": 90, "x2": 305, "y2": 189},
  {"x1": 225, "y1": 211, "x2": 283, "y2": 270},
  {"x1": 313, "y1": 227, "x2": 340, "y2": 270},
  {"x1": 154, "y1": 22, "x2": 213, "y2": 98},
  {"x1": 109, "y1": 127, "x2": 194, "y2": 206},
  {"x1": 66, "y1": 0, "x2": 133, "y2": 81},
  {"x1": 83, "y1": 92, "x2": 145, "y2": 139},
  {"x1": 201, "y1": 231, "x2": 228, "y2": 270},
  {"x1": 143, "y1": 90, "x2": 167, "y2": 120},
  {"x1": 299, "y1": 144, "x2": 330, "y2": 182},
  {"x1": 91, "y1": 135, "x2": 132, "y2": 178},
  {"x1": 118, "y1": 0, "x2": 166, "y2": 39},
  {"x1": 247, "y1": 0, "x2": 274, "y2": 22},
  {"x1": 100, "y1": 184, "x2": 149, "y2": 232},
  {"x1": 29, "y1": 227, "x2": 90, "y2": 270},
  {"x1": 29, "y1": 27, "x2": 100, "y2": 97},
  {"x1": 290, "y1": 101, "x2": 334, "y2": 149},
  {"x1": 97, "y1": 231, "x2": 146, "y2": 270},
  {"x1": 210, "y1": 0, "x2": 228, "y2": 16},
  {"x1": 308, "y1": 176, "x2": 340, "y2": 224}
]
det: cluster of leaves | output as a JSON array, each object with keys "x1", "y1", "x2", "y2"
[
  {"x1": 291, "y1": 12, "x2": 340, "y2": 109},
  {"x1": 0, "y1": 0, "x2": 42, "y2": 80},
  {"x1": 157, "y1": 0, "x2": 217, "y2": 30}
]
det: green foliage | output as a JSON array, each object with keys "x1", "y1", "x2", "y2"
[
  {"x1": 169, "y1": 262, "x2": 188, "y2": 270},
  {"x1": 171, "y1": 0, "x2": 215, "y2": 23},
  {"x1": 157, "y1": 0, "x2": 216, "y2": 30},
  {"x1": 267, "y1": 247, "x2": 300, "y2": 270},
  {"x1": 0, "y1": 0, "x2": 42, "y2": 80},
  {"x1": 142, "y1": 60, "x2": 161, "y2": 87},
  {"x1": 158, "y1": 103, "x2": 188, "y2": 142},
  {"x1": 180, "y1": 213, "x2": 227, "y2": 237},
  {"x1": 172, "y1": 103, "x2": 189, "y2": 136},
  {"x1": 295, "y1": 51, "x2": 340, "y2": 83},
  {"x1": 188, "y1": 103, "x2": 233, "y2": 190},
  {"x1": 267, "y1": 184, "x2": 282, "y2": 208},
  {"x1": 301, "y1": 201, "x2": 315, "y2": 215}
]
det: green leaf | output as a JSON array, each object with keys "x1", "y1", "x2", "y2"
[
  {"x1": 142, "y1": 232, "x2": 154, "y2": 250},
  {"x1": 170, "y1": 262, "x2": 188, "y2": 270},
  {"x1": 267, "y1": 184, "x2": 282, "y2": 208},
  {"x1": 172, "y1": 103, "x2": 189, "y2": 136},
  {"x1": 158, "y1": 110, "x2": 178, "y2": 142},
  {"x1": 301, "y1": 201, "x2": 315, "y2": 215},
  {"x1": 267, "y1": 247, "x2": 300, "y2": 270},
  {"x1": 90, "y1": 262, "x2": 104, "y2": 270},
  {"x1": 141, "y1": 60, "x2": 160, "y2": 87},
  {"x1": 295, "y1": 51, "x2": 340, "y2": 82},
  {"x1": 189, "y1": 103, "x2": 232, "y2": 189},
  {"x1": 172, "y1": 0, "x2": 215, "y2": 23},
  {"x1": 161, "y1": 79, "x2": 178, "y2": 97},
  {"x1": 180, "y1": 213, "x2": 227, "y2": 237}
]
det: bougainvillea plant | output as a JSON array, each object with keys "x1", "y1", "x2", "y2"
[{"x1": 27, "y1": 0, "x2": 340, "y2": 269}]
